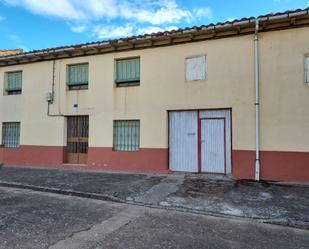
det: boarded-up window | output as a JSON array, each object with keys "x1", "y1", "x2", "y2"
[
  {"x1": 2, "y1": 122, "x2": 20, "y2": 148},
  {"x1": 113, "y1": 120, "x2": 140, "y2": 151},
  {"x1": 67, "y1": 63, "x2": 89, "y2": 90},
  {"x1": 186, "y1": 55, "x2": 207, "y2": 81},
  {"x1": 5, "y1": 71, "x2": 22, "y2": 95},
  {"x1": 116, "y1": 58, "x2": 140, "y2": 86},
  {"x1": 305, "y1": 56, "x2": 309, "y2": 84}
]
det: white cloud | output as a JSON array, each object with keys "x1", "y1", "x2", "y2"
[
  {"x1": 92, "y1": 24, "x2": 179, "y2": 39},
  {"x1": 69, "y1": 24, "x2": 88, "y2": 33},
  {"x1": 119, "y1": 0, "x2": 192, "y2": 25},
  {"x1": 3, "y1": 0, "x2": 213, "y2": 39},
  {"x1": 4, "y1": 0, "x2": 117, "y2": 20},
  {"x1": 93, "y1": 24, "x2": 134, "y2": 39},
  {"x1": 194, "y1": 7, "x2": 212, "y2": 19},
  {"x1": 4, "y1": 0, "x2": 86, "y2": 20},
  {"x1": 137, "y1": 25, "x2": 178, "y2": 35},
  {"x1": 3, "y1": 0, "x2": 211, "y2": 25},
  {"x1": 137, "y1": 26, "x2": 164, "y2": 35},
  {"x1": 81, "y1": 0, "x2": 118, "y2": 19}
]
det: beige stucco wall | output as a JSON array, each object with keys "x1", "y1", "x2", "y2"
[
  {"x1": 0, "y1": 26, "x2": 308, "y2": 152},
  {"x1": 259, "y1": 27, "x2": 309, "y2": 152},
  {"x1": 0, "y1": 61, "x2": 65, "y2": 146}
]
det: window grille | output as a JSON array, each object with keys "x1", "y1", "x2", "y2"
[
  {"x1": 113, "y1": 120, "x2": 140, "y2": 151},
  {"x1": 2, "y1": 122, "x2": 20, "y2": 148}
]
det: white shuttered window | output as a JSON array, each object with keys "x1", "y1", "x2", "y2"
[
  {"x1": 116, "y1": 58, "x2": 140, "y2": 86},
  {"x1": 67, "y1": 63, "x2": 89, "y2": 90},
  {"x1": 186, "y1": 55, "x2": 207, "y2": 81},
  {"x1": 5, "y1": 71, "x2": 22, "y2": 95}
]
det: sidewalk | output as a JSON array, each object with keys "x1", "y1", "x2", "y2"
[{"x1": 0, "y1": 166, "x2": 308, "y2": 229}]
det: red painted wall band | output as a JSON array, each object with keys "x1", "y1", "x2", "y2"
[
  {"x1": 87, "y1": 147, "x2": 168, "y2": 173},
  {"x1": 0, "y1": 145, "x2": 308, "y2": 181},
  {"x1": 233, "y1": 150, "x2": 309, "y2": 182},
  {"x1": 0, "y1": 145, "x2": 169, "y2": 173}
]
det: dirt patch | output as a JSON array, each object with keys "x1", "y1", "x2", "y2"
[
  {"x1": 176, "y1": 177, "x2": 235, "y2": 197},
  {"x1": 235, "y1": 179, "x2": 271, "y2": 188}
]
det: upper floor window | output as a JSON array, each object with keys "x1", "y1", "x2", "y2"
[
  {"x1": 1, "y1": 122, "x2": 20, "y2": 148},
  {"x1": 186, "y1": 55, "x2": 207, "y2": 81},
  {"x1": 305, "y1": 56, "x2": 309, "y2": 84},
  {"x1": 115, "y1": 57, "x2": 140, "y2": 87},
  {"x1": 67, "y1": 63, "x2": 89, "y2": 90},
  {"x1": 4, "y1": 71, "x2": 22, "y2": 95}
]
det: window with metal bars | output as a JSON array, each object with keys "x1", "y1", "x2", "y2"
[
  {"x1": 2, "y1": 122, "x2": 20, "y2": 148},
  {"x1": 5, "y1": 71, "x2": 22, "y2": 95},
  {"x1": 115, "y1": 58, "x2": 140, "y2": 86},
  {"x1": 67, "y1": 63, "x2": 89, "y2": 90},
  {"x1": 113, "y1": 120, "x2": 140, "y2": 151}
]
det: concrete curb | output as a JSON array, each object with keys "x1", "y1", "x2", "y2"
[{"x1": 0, "y1": 181, "x2": 308, "y2": 231}]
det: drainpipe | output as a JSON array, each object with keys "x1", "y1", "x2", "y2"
[
  {"x1": 47, "y1": 60, "x2": 63, "y2": 117},
  {"x1": 254, "y1": 19, "x2": 260, "y2": 181}
]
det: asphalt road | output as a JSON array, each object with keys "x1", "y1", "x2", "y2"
[{"x1": 0, "y1": 186, "x2": 308, "y2": 249}]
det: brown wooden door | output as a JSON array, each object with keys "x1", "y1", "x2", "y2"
[{"x1": 67, "y1": 116, "x2": 89, "y2": 164}]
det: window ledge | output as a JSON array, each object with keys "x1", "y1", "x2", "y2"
[
  {"x1": 116, "y1": 82, "x2": 140, "y2": 87},
  {"x1": 68, "y1": 85, "x2": 89, "y2": 91},
  {"x1": 112, "y1": 149, "x2": 140, "y2": 152}
]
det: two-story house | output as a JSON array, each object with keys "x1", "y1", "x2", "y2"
[{"x1": 0, "y1": 9, "x2": 309, "y2": 182}]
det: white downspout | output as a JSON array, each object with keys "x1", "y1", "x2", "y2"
[{"x1": 254, "y1": 19, "x2": 261, "y2": 181}]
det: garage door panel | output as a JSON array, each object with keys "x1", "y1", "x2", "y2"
[
  {"x1": 201, "y1": 119, "x2": 225, "y2": 173},
  {"x1": 199, "y1": 110, "x2": 231, "y2": 174},
  {"x1": 169, "y1": 111, "x2": 198, "y2": 172}
]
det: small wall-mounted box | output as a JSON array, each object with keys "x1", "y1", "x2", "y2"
[{"x1": 46, "y1": 92, "x2": 54, "y2": 103}]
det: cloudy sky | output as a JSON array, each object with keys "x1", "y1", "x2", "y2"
[{"x1": 0, "y1": 0, "x2": 308, "y2": 51}]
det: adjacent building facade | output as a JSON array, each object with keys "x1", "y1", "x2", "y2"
[
  {"x1": 0, "y1": 49, "x2": 23, "y2": 56},
  {"x1": 0, "y1": 9, "x2": 309, "y2": 181}
]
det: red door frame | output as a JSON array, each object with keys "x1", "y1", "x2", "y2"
[
  {"x1": 168, "y1": 108, "x2": 232, "y2": 174},
  {"x1": 199, "y1": 117, "x2": 227, "y2": 174}
]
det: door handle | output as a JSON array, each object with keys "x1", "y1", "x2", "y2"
[{"x1": 187, "y1": 133, "x2": 196, "y2": 136}]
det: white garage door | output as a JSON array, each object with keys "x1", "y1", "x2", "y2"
[{"x1": 169, "y1": 109, "x2": 231, "y2": 174}]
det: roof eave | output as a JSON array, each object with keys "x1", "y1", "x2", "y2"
[{"x1": 1, "y1": 8, "x2": 309, "y2": 67}]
